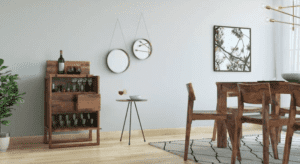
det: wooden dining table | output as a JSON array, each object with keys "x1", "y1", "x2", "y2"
[{"x1": 215, "y1": 81, "x2": 289, "y2": 148}]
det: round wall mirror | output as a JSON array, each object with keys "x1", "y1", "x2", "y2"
[
  {"x1": 132, "y1": 39, "x2": 152, "y2": 60},
  {"x1": 107, "y1": 49, "x2": 130, "y2": 73}
]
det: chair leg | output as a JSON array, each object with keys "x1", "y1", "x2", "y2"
[
  {"x1": 269, "y1": 127, "x2": 279, "y2": 159},
  {"x1": 184, "y1": 120, "x2": 192, "y2": 161},
  {"x1": 231, "y1": 119, "x2": 242, "y2": 164},
  {"x1": 262, "y1": 122, "x2": 270, "y2": 163},
  {"x1": 212, "y1": 121, "x2": 217, "y2": 141},
  {"x1": 282, "y1": 125, "x2": 294, "y2": 164},
  {"x1": 278, "y1": 126, "x2": 282, "y2": 143},
  {"x1": 226, "y1": 116, "x2": 241, "y2": 162},
  {"x1": 236, "y1": 124, "x2": 242, "y2": 161}
]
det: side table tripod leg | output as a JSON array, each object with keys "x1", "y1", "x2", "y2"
[
  {"x1": 129, "y1": 101, "x2": 132, "y2": 145},
  {"x1": 134, "y1": 101, "x2": 146, "y2": 142},
  {"x1": 120, "y1": 102, "x2": 130, "y2": 142}
]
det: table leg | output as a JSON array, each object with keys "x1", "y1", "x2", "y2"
[
  {"x1": 271, "y1": 93, "x2": 281, "y2": 144},
  {"x1": 129, "y1": 101, "x2": 132, "y2": 145},
  {"x1": 275, "y1": 94, "x2": 281, "y2": 143},
  {"x1": 120, "y1": 102, "x2": 130, "y2": 142},
  {"x1": 217, "y1": 85, "x2": 227, "y2": 148},
  {"x1": 134, "y1": 101, "x2": 146, "y2": 142}
]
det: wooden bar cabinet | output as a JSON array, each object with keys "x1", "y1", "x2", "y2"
[{"x1": 44, "y1": 61, "x2": 101, "y2": 149}]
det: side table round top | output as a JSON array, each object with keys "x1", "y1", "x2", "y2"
[{"x1": 116, "y1": 99, "x2": 147, "y2": 102}]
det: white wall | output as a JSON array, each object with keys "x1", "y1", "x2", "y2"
[
  {"x1": 0, "y1": 0, "x2": 275, "y2": 137},
  {"x1": 274, "y1": 0, "x2": 293, "y2": 108}
]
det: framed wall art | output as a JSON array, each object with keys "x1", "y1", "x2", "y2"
[{"x1": 214, "y1": 25, "x2": 251, "y2": 72}]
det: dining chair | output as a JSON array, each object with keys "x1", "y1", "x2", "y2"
[
  {"x1": 212, "y1": 83, "x2": 262, "y2": 141},
  {"x1": 184, "y1": 83, "x2": 240, "y2": 161},
  {"x1": 231, "y1": 83, "x2": 286, "y2": 164},
  {"x1": 212, "y1": 94, "x2": 262, "y2": 141},
  {"x1": 282, "y1": 83, "x2": 300, "y2": 164}
]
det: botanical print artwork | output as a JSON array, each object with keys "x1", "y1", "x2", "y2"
[{"x1": 214, "y1": 26, "x2": 251, "y2": 72}]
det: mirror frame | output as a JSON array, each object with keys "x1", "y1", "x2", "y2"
[
  {"x1": 106, "y1": 49, "x2": 130, "y2": 73},
  {"x1": 132, "y1": 38, "x2": 152, "y2": 60}
]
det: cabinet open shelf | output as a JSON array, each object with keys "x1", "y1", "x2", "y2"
[
  {"x1": 52, "y1": 92, "x2": 97, "y2": 95},
  {"x1": 48, "y1": 127, "x2": 102, "y2": 133},
  {"x1": 44, "y1": 60, "x2": 101, "y2": 149},
  {"x1": 46, "y1": 74, "x2": 95, "y2": 78}
]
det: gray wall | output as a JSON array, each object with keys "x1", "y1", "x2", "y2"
[{"x1": 0, "y1": 0, "x2": 275, "y2": 137}]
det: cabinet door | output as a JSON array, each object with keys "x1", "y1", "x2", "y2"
[
  {"x1": 51, "y1": 94, "x2": 76, "y2": 113},
  {"x1": 76, "y1": 94, "x2": 101, "y2": 112}
]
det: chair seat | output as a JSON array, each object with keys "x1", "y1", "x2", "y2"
[
  {"x1": 193, "y1": 106, "x2": 261, "y2": 114},
  {"x1": 193, "y1": 110, "x2": 218, "y2": 114},
  {"x1": 293, "y1": 122, "x2": 300, "y2": 130},
  {"x1": 227, "y1": 106, "x2": 262, "y2": 113},
  {"x1": 193, "y1": 110, "x2": 233, "y2": 114},
  {"x1": 280, "y1": 107, "x2": 300, "y2": 114},
  {"x1": 243, "y1": 114, "x2": 286, "y2": 120},
  {"x1": 281, "y1": 106, "x2": 300, "y2": 110}
]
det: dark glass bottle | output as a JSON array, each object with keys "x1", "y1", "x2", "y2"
[{"x1": 58, "y1": 50, "x2": 65, "y2": 74}]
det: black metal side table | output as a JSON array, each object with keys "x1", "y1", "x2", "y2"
[{"x1": 116, "y1": 99, "x2": 147, "y2": 145}]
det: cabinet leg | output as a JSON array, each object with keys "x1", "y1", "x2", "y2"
[
  {"x1": 44, "y1": 128, "x2": 48, "y2": 144},
  {"x1": 89, "y1": 130, "x2": 93, "y2": 141},
  {"x1": 97, "y1": 128, "x2": 100, "y2": 145},
  {"x1": 49, "y1": 129, "x2": 53, "y2": 149}
]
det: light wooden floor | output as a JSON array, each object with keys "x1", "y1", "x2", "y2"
[{"x1": 0, "y1": 125, "x2": 291, "y2": 164}]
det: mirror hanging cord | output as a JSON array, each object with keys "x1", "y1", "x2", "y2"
[
  {"x1": 108, "y1": 19, "x2": 129, "y2": 52},
  {"x1": 134, "y1": 13, "x2": 151, "y2": 42}
]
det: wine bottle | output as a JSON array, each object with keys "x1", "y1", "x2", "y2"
[{"x1": 58, "y1": 50, "x2": 65, "y2": 74}]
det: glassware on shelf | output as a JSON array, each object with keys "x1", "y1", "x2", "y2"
[
  {"x1": 77, "y1": 78, "x2": 81, "y2": 92},
  {"x1": 65, "y1": 115, "x2": 71, "y2": 127},
  {"x1": 62, "y1": 84, "x2": 66, "y2": 92},
  {"x1": 79, "y1": 113, "x2": 84, "y2": 127},
  {"x1": 52, "y1": 117, "x2": 57, "y2": 128},
  {"x1": 59, "y1": 114, "x2": 63, "y2": 121},
  {"x1": 66, "y1": 120, "x2": 71, "y2": 127},
  {"x1": 87, "y1": 113, "x2": 90, "y2": 126},
  {"x1": 83, "y1": 78, "x2": 87, "y2": 92},
  {"x1": 88, "y1": 78, "x2": 93, "y2": 92},
  {"x1": 66, "y1": 83, "x2": 70, "y2": 92},
  {"x1": 73, "y1": 114, "x2": 76, "y2": 120},
  {"x1": 59, "y1": 120, "x2": 65, "y2": 128},
  {"x1": 76, "y1": 67, "x2": 82, "y2": 74},
  {"x1": 78, "y1": 78, "x2": 83, "y2": 92},
  {"x1": 74, "y1": 119, "x2": 78, "y2": 127},
  {"x1": 72, "y1": 114, "x2": 77, "y2": 127},
  {"x1": 82, "y1": 119, "x2": 86, "y2": 127},
  {"x1": 56, "y1": 85, "x2": 61, "y2": 92},
  {"x1": 90, "y1": 119, "x2": 94, "y2": 127},
  {"x1": 67, "y1": 66, "x2": 75, "y2": 74},
  {"x1": 72, "y1": 78, "x2": 77, "y2": 92},
  {"x1": 52, "y1": 83, "x2": 56, "y2": 92},
  {"x1": 59, "y1": 114, "x2": 65, "y2": 128}
]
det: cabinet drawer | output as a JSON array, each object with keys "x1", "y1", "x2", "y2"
[
  {"x1": 76, "y1": 94, "x2": 100, "y2": 112},
  {"x1": 52, "y1": 100, "x2": 75, "y2": 113}
]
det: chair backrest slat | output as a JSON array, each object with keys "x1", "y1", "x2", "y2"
[
  {"x1": 186, "y1": 83, "x2": 196, "y2": 101},
  {"x1": 238, "y1": 83, "x2": 271, "y2": 104}
]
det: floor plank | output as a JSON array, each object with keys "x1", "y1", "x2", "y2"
[{"x1": 1, "y1": 125, "x2": 294, "y2": 164}]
